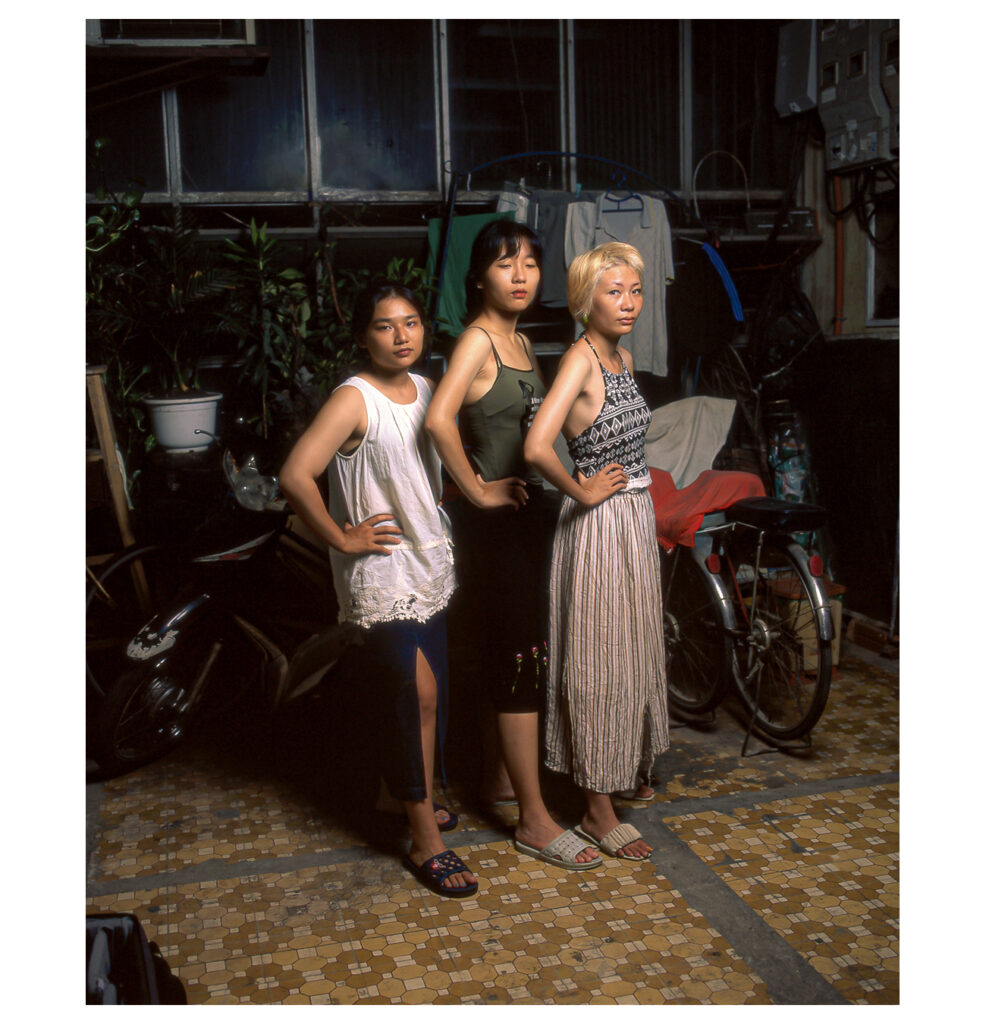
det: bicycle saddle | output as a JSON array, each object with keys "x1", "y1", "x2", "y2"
[{"x1": 724, "y1": 496, "x2": 827, "y2": 533}]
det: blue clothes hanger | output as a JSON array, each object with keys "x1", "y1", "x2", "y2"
[{"x1": 602, "y1": 174, "x2": 643, "y2": 212}]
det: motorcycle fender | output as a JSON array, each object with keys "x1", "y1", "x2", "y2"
[{"x1": 125, "y1": 594, "x2": 215, "y2": 663}]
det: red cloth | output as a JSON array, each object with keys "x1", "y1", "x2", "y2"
[{"x1": 647, "y1": 468, "x2": 766, "y2": 550}]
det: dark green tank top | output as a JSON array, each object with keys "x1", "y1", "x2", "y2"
[{"x1": 461, "y1": 329, "x2": 546, "y2": 485}]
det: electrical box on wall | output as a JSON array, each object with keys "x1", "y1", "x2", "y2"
[
  {"x1": 817, "y1": 19, "x2": 896, "y2": 171},
  {"x1": 775, "y1": 19, "x2": 817, "y2": 118}
]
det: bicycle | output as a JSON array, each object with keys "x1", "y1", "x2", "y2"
[{"x1": 656, "y1": 483, "x2": 834, "y2": 745}]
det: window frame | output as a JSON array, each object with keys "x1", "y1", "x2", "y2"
[{"x1": 86, "y1": 18, "x2": 792, "y2": 210}]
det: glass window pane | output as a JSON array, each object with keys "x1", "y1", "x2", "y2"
[
  {"x1": 448, "y1": 20, "x2": 561, "y2": 189},
  {"x1": 691, "y1": 20, "x2": 800, "y2": 191},
  {"x1": 314, "y1": 20, "x2": 437, "y2": 191},
  {"x1": 177, "y1": 20, "x2": 307, "y2": 192},
  {"x1": 574, "y1": 20, "x2": 679, "y2": 190},
  {"x1": 98, "y1": 19, "x2": 250, "y2": 42},
  {"x1": 87, "y1": 90, "x2": 167, "y2": 193},
  {"x1": 868, "y1": 204, "x2": 899, "y2": 324}
]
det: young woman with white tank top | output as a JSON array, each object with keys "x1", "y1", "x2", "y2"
[{"x1": 278, "y1": 281, "x2": 478, "y2": 899}]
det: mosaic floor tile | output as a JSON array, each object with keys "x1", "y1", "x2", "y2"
[
  {"x1": 87, "y1": 645, "x2": 899, "y2": 1005},
  {"x1": 664, "y1": 784, "x2": 899, "y2": 1003}
]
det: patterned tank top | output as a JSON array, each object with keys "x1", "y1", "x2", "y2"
[{"x1": 566, "y1": 337, "x2": 653, "y2": 491}]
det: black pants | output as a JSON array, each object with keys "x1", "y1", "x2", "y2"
[
  {"x1": 355, "y1": 610, "x2": 449, "y2": 802},
  {"x1": 448, "y1": 487, "x2": 560, "y2": 714}
]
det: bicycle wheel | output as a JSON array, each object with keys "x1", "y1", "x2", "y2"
[
  {"x1": 661, "y1": 546, "x2": 732, "y2": 716},
  {"x1": 728, "y1": 537, "x2": 832, "y2": 740},
  {"x1": 86, "y1": 546, "x2": 181, "y2": 699}
]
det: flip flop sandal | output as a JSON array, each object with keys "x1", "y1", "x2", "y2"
[
  {"x1": 514, "y1": 828, "x2": 602, "y2": 870},
  {"x1": 615, "y1": 780, "x2": 657, "y2": 802},
  {"x1": 433, "y1": 802, "x2": 458, "y2": 832},
  {"x1": 574, "y1": 822, "x2": 651, "y2": 861},
  {"x1": 402, "y1": 849, "x2": 478, "y2": 899}
]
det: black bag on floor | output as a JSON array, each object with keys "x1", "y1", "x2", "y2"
[{"x1": 86, "y1": 913, "x2": 187, "y2": 1004}]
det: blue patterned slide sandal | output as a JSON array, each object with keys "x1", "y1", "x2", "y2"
[{"x1": 402, "y1": 849, "x2": 478, "y2": 898}]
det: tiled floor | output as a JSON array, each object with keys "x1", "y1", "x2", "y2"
[{"x1": 86, "y1": 643, "x2": 899, "y2": 1005}]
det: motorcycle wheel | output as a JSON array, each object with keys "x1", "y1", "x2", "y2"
[
  {"x1": 91, "y1": 624, "x2": 240, "y2": 779},
  {"x1": 87, "y1": 546, "x2": 179, "y2": 700}
]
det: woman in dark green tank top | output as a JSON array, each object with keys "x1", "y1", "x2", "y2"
[
  {"x1": 460, "y1": 326, "x2": 545, "y2": 486},
  {"x1": 425, "y1": 219, "x2": 599, "y2": 871}
]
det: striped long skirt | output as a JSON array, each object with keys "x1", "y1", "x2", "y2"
[{"x1": 544, "y1": 487, "x2": 669, "y2": 793}]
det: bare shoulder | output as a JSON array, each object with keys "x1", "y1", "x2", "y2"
[
  {"x1": 557, "y1": 338, "x2": 595, "y2": 377},
  {"x1": 454, "y1": 325, "x2": 493, "y2": 353},
  {"x1": 543, "y1": 341, "x2": 595, "y2": 400},
  {"x1": 438, "y1": 326, "x2": 498, "y2": 394},
  {"x1": 330, "y1": 379, "x2": 366, "y2": 403},
  {"x1": 315, "y1": 381, "x2": 365, "y2": 423}
]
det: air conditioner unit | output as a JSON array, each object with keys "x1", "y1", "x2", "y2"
[{"x1": 86, "y1": 19, "x2": 256, "y2": 47}]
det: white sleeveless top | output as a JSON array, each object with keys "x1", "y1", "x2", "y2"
[{"x1": 327, "y1": 373, "x2": 455, "y2": 627}]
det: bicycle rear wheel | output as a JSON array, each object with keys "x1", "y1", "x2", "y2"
[
  {"x1": 728, "y1": 537, "x2": 832, "y2": 740},
  {"x1": 661, "y1": 545, "x2": 732, "y2": 716}
]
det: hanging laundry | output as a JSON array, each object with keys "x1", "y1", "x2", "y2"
[
  {"x1": 565, "y1": 194, "x2": 675, "y2": 377},
  {"x1": 496, "y1": 184, "x2": 533, "y2": 227},
  {"x1": 530, "y1": 190, "x2": 576, "y2": 308},
  {"x1": 426, "y1": 211, "x2": 514, "y2": 338}
]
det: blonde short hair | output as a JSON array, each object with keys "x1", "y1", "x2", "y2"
[{"x1": 566, "y1": 242, "x2": 646, "y2": 323}]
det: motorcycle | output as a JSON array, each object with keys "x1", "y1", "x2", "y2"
[{"x1": 86, "y1": 436, "x2": 360, "y2": 779}]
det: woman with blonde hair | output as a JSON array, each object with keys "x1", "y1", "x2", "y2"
[{"x1": 523, "y1": 241, "x2": 669, "y2": 861}]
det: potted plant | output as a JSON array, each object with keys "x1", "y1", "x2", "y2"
[
  {"x1": 221, "y1": 219, "x2": 442, "y2": 453},
  {"x1": 88, "y1": 137, "x2": 241, "y2": 453},
  {"x1": 127, "y1": 212, "x2": 238, "y2": 451},
  {"x1": 220, "y1": 219, "x2": 320, "y2": 444}
]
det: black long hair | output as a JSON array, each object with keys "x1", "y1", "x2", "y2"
[
  {"x1": 351, "y1": 278, "x2": 429, "y2": 345},
  {"x1": 464, "y1": 219, "x2": 543, "y2": 321}
]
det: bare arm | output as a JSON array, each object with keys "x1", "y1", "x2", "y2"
[
  {"x1": 278, "y1": 386, "x2": 403, "y2": 556},
  {"x1": 424, "y1": 329, "x2": 528, "y2": 509},
  {"x1": 523, "y1": 347, "x2": 628, "y2": 507}
]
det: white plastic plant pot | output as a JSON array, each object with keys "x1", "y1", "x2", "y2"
[{"x1": 143, "y1": 392, "x2": 222, "y2": 452}]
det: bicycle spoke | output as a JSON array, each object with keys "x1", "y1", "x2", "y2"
[{"x1": 729, "y1": 541, "x2": 831, "y2": 740}]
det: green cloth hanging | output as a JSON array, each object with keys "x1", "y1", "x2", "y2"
[{"x1": 426, "y1": 210, "x2": 515, "y2": 338}]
